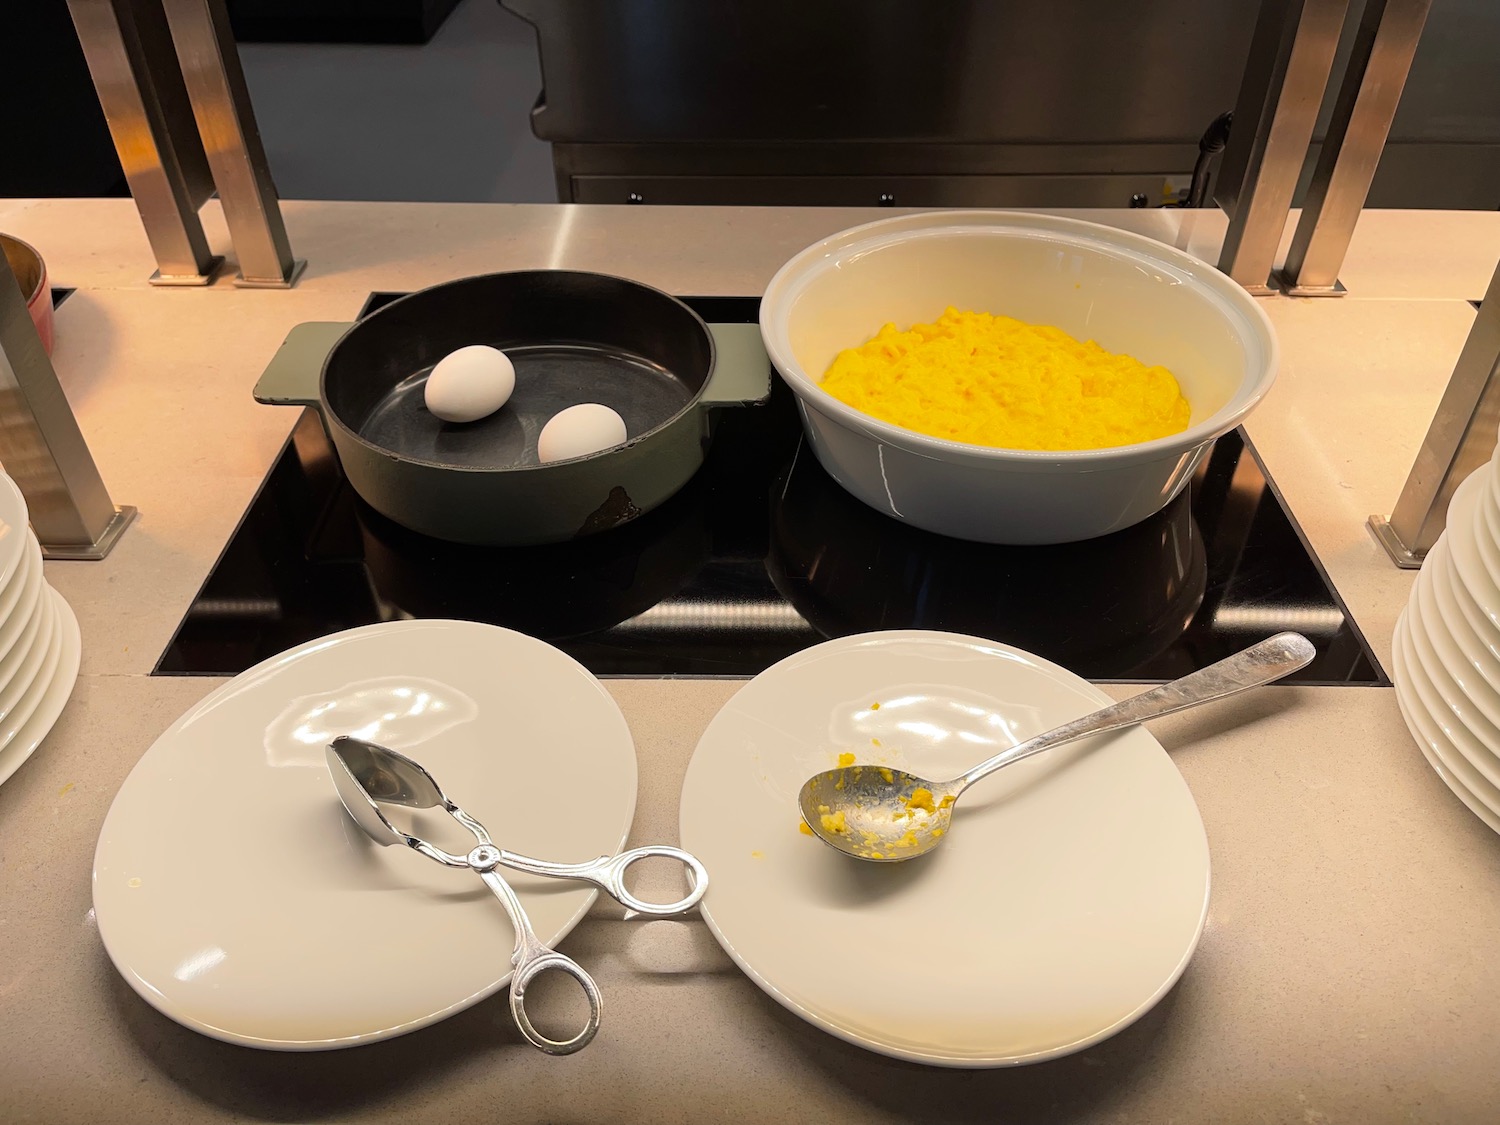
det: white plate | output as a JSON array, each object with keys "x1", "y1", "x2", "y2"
[
  {"x1": 1444, "y1": 472, "x2": 1500, "y2": 631},
  {"x1": 1481, "y1": 459, "x2": 1500, "y2": 553},
  {"x1": 0, "y1": 577, "x2": 53, "y2": 726},
  {"x1": 1440, "y1": 544, "x2": 1500, "y2": 665},
  {"x1": 1426, "y1": 539, "x2": 1500, "y2": 699},
  {"x1": 1474, "y1": 473, "x2": 1500, "y2": 581},
  {"x1": 1393, "y1": 612, "x2": 1500, "y2": 832},
  {"x1": 1404, "y1": 578, "x2": 1500, "y2": 790},
  {"x1": 0, "y1": 472, "x2": 31, "y2": 597},
  {"x1": 0, "y1": 586, "x2": 78, "y2": 787},
  {"x1": 0, "y1": 534, "x2": 40, "y2": 660},
  {"x1": 0, "y1": 539, "x2": 42, "y2": 671},
  {"x1": 1483, "y1": 442, "x2": 1500, "y2": 526},
  {"x1": 94, "y1": 620, "x2": 639, "y2": 1050},
  {"x1": 679, "y1": 630, "x2": 1210, "y2": 1067}
]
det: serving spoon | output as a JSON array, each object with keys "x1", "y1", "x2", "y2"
[{"x1": 798, "y1": 631, "x2": 1314, "y2": 862}]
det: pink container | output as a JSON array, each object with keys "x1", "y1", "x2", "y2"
[{"x1": 1, "y1": 234, "x2": 54, "y2": 355}]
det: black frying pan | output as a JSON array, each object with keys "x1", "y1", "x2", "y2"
[{"x1": 254, "y1": 271, "x2": 769, "y2": 545}]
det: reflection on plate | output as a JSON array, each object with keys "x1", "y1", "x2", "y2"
[
  {"x1": 679, "y1": 630, "x2": 1210, "y2": 1067},
  {"x1": 93, "y1": 620, "x2": 638, "y2": 1050}
]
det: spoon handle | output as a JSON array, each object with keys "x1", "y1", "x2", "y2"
[{"x1": 958, "y1": 631, "x2": 1315, "y2": 790}]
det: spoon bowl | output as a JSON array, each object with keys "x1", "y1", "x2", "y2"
[
  {"x1": 798, "y1": 768, "x2": 960, "y2": 860},
  {"x1": 799, "y1": 631, "x2": 1315, "y2": 861}
]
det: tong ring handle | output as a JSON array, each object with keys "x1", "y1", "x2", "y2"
[
  {"x1": 509, "y1": 949, "x2": 602, "y2": 1056},
  {"x1": 594, "y1": 845, "x2": 708, "y2": 916},
  {"x1": 499, "y1": 844, "x2": 709, "y2": 916},
  {"x1": 478, "y1": 863, "x2": 601, "y2": 1054}
]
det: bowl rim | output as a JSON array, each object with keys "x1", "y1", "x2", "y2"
[
  {"x1": 758, "y1": 209, "x2": 1279, "y2": 467},
  {"x1": 0, "y1": 233, "x2": 47, "y2": 307}
]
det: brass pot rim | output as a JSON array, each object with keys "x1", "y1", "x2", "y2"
[{"x1": 0, "y1": 233, "x2": 46, "y2": 305}]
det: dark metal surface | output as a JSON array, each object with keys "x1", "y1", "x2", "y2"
[
  {"x1": 511, "y1": 0, "x2": 1500, "y2": 209},
  {"x1": 506, "y1": 0, "x2": 1262, "y2": 144},
  {"x1": 157, "y1": 294, "x2": 1384, "y2": 685}
]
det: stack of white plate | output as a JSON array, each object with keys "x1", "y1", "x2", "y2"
[
  {"x1": 0, "y1": 472, "x2": 81, "y2": 788},
  {"x1": 1393, "y1": 449, "x2": 1500, "y2": 835}
]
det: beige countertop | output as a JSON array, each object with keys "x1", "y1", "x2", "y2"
[{"x1": 1, "y1": 199, "x2": 1498, "y2": 1124}]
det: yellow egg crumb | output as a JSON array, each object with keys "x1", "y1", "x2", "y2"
[
  {"x1": 905, "y1": 787, "x2": 937, "y2": 814},
  {"x1": 871, "y1": 738, "x2": 881, "y2": 747},
  {"x1": 820, "y1": 307, "x2": 1190, "y2": 451},
  {"x1": 751, "y1": 850, "x2": 764, "y2": 859},
  {"x1": 834, "y1": 775, "x2": 845, "y2": 790},
  {"x1": 895, "y1": 830, "x2": 920, "y2": 848},
  {"x1": 877, "y1": 767, "x2": 894, "y2": 784},
  {"x1": 837, "y1": 752, "x2": 856, "y2": 768},
  {"x1": 798, "y1": 820, "x2": 814, "y2": 836},
  {"x1": 870, "y1": 702, "x2": 881, "y2": 710},
  {"x1": 820, "y1": 810, "x2": 848, "y2": 834},
  {"x1": 939, "y1": 795, "x2": 955, "y2": 809}
]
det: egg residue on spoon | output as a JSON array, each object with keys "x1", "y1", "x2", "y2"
[
  {"x1": 423, "y1": 344, "x2": 515, "y2": 423},
  {"x1": 537, "y1": 403, "x2": 628, "y2": 464}
]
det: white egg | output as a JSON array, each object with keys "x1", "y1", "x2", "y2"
[
  {"x1": 423, "y1": 344, "x2": 515, "y2": 423},
  {"x1": 536, "y1": 403, "x2": 628, "y2": 464}
]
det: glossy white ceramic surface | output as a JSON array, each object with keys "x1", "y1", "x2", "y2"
[
  {"x1": 93, "y1": 620, "x2": 638, "y2": 1049},
  {"x1": 0, "y1": 536, "x2": 39, "y2": 658},
  {"x1": 679, "y1": 630, "x2": 1211, "y2": 1067},
  {"x1": 0, "y1": 473, "x2": 30, "y2": 595},
  {"x1": 0, "y1": 587, "x2": 79, "y2": 786},
  {"x1": 0, "y1": 581, "x2": 53, "y2": 729},
  {"x1": 1393, "y1": 612, "x2": 1500, "y2": 832},
  {"x1": 0, "y1": 542, "x2": 42, "y2": 670},
  {"x1": 1405, "y1": 576, "x2": 1500, "y2": 789},
  {"x1": 1446, "y1": 471, "x2": 1500, "y2": 629},
  {"x1": 1426, "y1": 540, "x2": 1500, "y2": 698},
  {"x1": 759, "y1": 211, "x2": 1279, "y2": 544},
  {"x1": 0, "y1": 591, "x2": 71, "y2": 786}
]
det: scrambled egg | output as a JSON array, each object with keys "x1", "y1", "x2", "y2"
[
  {"x1": 820, "y1": 307, "x2": 1191, "y2": 451},
  {"x1": 905, "y1": 787, "x2": 937, "y2": 814},
  {"x1": 837, "y1": 752, "x2": 856, "y2": 768}
]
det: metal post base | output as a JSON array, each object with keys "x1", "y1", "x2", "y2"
[
  {"x1": 233, "y1": 258, "x2": 307, "y2": 290},
  {"x1": 40, "y1": 505, "x2": 138, "y2": 561},
  {"x1": 1241, "y1": 279, "x2": 1280, "y2": 297},
  {"x1": 149, "y1": 255, "x2": 225, "y2": 287},
  {"x1": 1368, "y1": 514, "x2": 1425, "y2": 569},
  {"x1": 1275, "y1": 271, "x2": 1348, "y2": 297}
]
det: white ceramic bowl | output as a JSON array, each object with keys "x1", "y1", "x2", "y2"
[{"x1": 760, "y1": 211, "x2": 1279, "y2": 544}]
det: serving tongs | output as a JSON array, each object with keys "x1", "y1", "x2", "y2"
[{"x1": 325, "y1": 735, "x2": 708, "y2": 1054}]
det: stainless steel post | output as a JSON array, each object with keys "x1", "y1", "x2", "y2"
[
  {"x1": 1278, "y1": 0, "x2": 1433, "y2": 296},
  {"x1": 65, "y1": 0, "x2": 223, "y2": 286},
  {"x1": 1370, "y1": 263, "x2": 1500, "y2": 568},
  {"x1": 159, "y1": 0, "x2": 305, "y2": 288},
  {"x1": 1216, "y1": 0, "x2": 1350, "y2": 295},
  {"x1": 0, "y1": 257, "x2": 136, "y2": 560}
]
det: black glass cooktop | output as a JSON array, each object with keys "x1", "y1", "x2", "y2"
[{"x1": 156, "y1": 294, "x2": 1385, "y2": 684}]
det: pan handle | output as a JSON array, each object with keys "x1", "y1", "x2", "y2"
[
  {"x1": 701, "y1": 323, "x2": 772, "y2": 407},
  {"x1": 253, "y1": 322, "x2": 354, "y2": 407}
]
